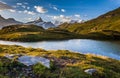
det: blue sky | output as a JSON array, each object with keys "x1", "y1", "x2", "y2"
[{"x1": 0, "y1": 0, "x2": 120, "y2": 23}]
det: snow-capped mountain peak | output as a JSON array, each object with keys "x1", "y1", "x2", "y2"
[
  {"x1": 35, "y1": 17, "x2": 43, "y2": 22},
  {"x1": 26, "y1": 17, "x2": 55, "y2": 29}
]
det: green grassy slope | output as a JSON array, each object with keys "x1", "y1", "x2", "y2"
[
  {"x1": 59, "y1": 7, "x2": 120, "y2": 39},
  {"x1": 0, "y1": 24, "x2": 78, "y2": 42}
]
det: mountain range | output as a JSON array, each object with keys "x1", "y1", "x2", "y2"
[
  {"x1": 26, "y1": 17, "x2": 55, "y2": 29},
  {"x1": 0, "y1": 15, "x2": 22, "y2": 28},
  {"x1": 0, "y1": 16, "x2": 55, "y2": 29},
  {"x1": 0, "y1": 15, "x2": 83, "y2": 29}
]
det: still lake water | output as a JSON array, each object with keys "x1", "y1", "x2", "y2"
[{"x1": 0, "y1": 39, "x2": 120, "y2": 60}]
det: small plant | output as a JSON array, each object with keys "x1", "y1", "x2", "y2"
[
  {"x1": 33, "y1": 63, "x2": 49, "y2": 77},
  {"x1": 0, "y1": 48, "x2": 2, "y2": 52}
]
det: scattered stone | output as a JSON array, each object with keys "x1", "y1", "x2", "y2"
[{"x1": 84, "y1": 68, "x2": 97, "y2": 75}]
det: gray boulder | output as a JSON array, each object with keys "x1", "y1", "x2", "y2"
[{"x1": 84, "y1": 68, "x2": 97, "y2": 75}]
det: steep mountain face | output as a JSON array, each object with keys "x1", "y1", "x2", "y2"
[
  {"x1": 0, "y1": 15, "x2": 5, "y2": 21},
  {"x1": 43, "y1": 22, "x2": 55, "y2": 28},
  {"x1": 0, "y1": 15, "x2": 22, "y2": 28},
  {"x1": 59, "y1": 7, "x2": 120, "y2": 35},
  {"x1": 26, "y1": 17, "x2": 55, "y2": 29},
  {"x1": 54, "y1": 21, "x2": 63, "y2": 26},
  {"x1": 27, "y1": 17, "x2": 43, "y2": 23}
]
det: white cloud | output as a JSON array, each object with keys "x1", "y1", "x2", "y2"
[
  {"x1": 48, "y1": 14, "x2": 82, "y2": 23},
  {"x1": 21, "y1": 5, "x2": 26, "y2": 8},
  {"x1": 60, "y1": 15, "x2": 65, "y2": 18},
  {"x1": 74, "y1": 14, "x2": 80, "y2": 18},
  {"x1": 27, "y1": 18, "x2": 34, "y2": 21},
  {"x1": 23, "y1": 17, "x2": 34, "y2": 22},
  {"x1": 50, "y1": 4, "x2": 66, "y2": 13},
  {"x1": 18, "y1": 11, "x2": 22, "y2": 13},
  {"x1": 27, "y1": 11, "x2": 36, "y2": 15},
  {"x1": 61, "y1": 9, "x2": 66, "y2": 12},
  {"x1": 27, "y1": 7, "x2": 30, "y2": 10},
  {"x1": 23, "y1": 10, "x2": 28, "y2": 13},
  {"x1": 34, "y1": 6, "x2": 48, "y2": 13},
  {"x1": 16, "y1": 3, "x2": 29, "y2": 9},
  {"x1": 17, "y1": 10, "x2": 36, "y2": 15},
  {"x1": 23, "y1": 10, "x2": 36, "y2": 15},
  {"x1": 23, "y1": 2, "x2": 28, "y2": 5},
  {"x1": 9, "y1": 9, "x2": 16, "y2": 12},
  {"x1": 12, "y1": 5, "x2": 17, "y2": 8},
  {"x1": 52, "y1": 15, "x2": 71, "y2": 23},
  {"x1": 53, "y1": 6, "x2": 59, "y2": 11},
  {"x1": 16, "y1": 3, "x2": 22, "y2": 6}
]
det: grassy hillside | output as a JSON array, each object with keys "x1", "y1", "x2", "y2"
[
  {"x1": 59, "y1": 7, "x2": 120, "y2": 40},
  {"x1": 0, "y1": 24, "x2": 79, "y2": 42},
  {"x1": 0, "y1": 44, "x2": 120, "y2": 78}
]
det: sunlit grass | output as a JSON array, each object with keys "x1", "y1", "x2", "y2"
[{"x1": 0, "y1": 44, "x2": 120, "y2": 78}]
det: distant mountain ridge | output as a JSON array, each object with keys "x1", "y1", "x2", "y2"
[
  {"x1": 0, "y1": 15, "x2": 22, "y2": 27},
  {"x1": 0, "y1": 15, "x2": 82, "y2": 29},
  {"x1": 0, "y1": 15, "x2": 55, "y2": 29}
]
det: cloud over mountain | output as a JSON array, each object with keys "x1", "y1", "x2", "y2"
[
  {"x1": 34, "y1": 6, "x2": 48, "y2": 13},
  {"x1": 49, "y1": 14, "x2": 81, "y2": 23}
]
